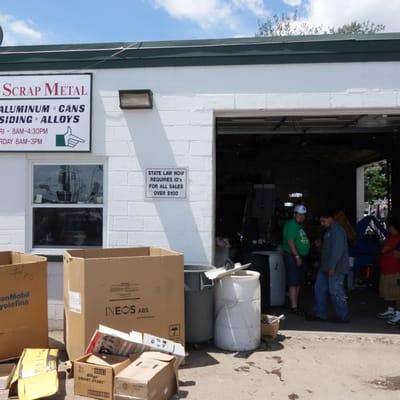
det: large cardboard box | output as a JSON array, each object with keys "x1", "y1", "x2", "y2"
[
  {"x1": 114, "y1": 352, "x2": 177, "y2": 400},
  {"x1": 0, "y1": 252, "x2": 48, "y2": 361},
  {"x1": 74, "y1": 353, "x2": 132, "y2": 400},
  {"x1": 64, "y1": 247, "x2": 184, "y2": 361}
]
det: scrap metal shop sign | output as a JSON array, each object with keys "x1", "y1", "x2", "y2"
[
  {"x1": 146, "y1": 168, "x2": 188, "y2": 199},
  {"x1": 0, "y1": 73, "x2": 91, "y2": 152}
]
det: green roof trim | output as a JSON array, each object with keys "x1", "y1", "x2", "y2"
[{"x1": 1, "y1": 33, "x2": 400, "y2": 71}]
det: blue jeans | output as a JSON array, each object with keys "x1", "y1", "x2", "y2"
[{"x1": 314, "y1": 270, "x2": 349, "y2": 321}]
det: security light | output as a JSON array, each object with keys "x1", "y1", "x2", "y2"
[
  {"x1": 289, "y1": 192, "x2": 303, "y2": 199},
  {"x1": 119, "y1": 90, "x2": 153, "y2": 109}
]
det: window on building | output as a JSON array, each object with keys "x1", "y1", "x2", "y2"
[{"x1": 32, "y1": 164, "x2": 103, "y2": 248}]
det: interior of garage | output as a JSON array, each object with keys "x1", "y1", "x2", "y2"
[{"x1": 214, "y1": 114, "x2": 400, "y2": 333}]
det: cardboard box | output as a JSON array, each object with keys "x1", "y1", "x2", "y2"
[
  {"x1": 86, "y1": 325, "x2": 185, "y2": 367},
  {"x1": 0, "y1": 252, "x2": 48, "y2": 361},
  {"x1": 114, "y1": 352, "x2": 177, "y2": 400},
  {"x1": 74, "y1": 353, "x2": 132, "y2": 400},
  {"x1": 9, "y1": 348, "x2": 59, "y2": 400},
  {"x1": 261, "y1": 315, "x2": 280, "y2": 340},
  {"x1": 64, "y1": 247, "x2": 184, "y2": 361}
]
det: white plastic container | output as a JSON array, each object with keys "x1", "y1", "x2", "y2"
[{"x1": 214, "y1": 270, "x2": 261, "y2": 351}]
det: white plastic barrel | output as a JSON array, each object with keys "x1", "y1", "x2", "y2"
[{"x1": 214, "y1": 270, "x2": 261, "y2": 351}]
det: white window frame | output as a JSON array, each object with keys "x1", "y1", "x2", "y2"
[{"x1": 28, "y1": 159, "x2": 108, "y2": 255}]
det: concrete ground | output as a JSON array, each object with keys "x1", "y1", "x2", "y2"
[
  {"x1": 0, "y1": 330, "x2": 400, "y2": 400},
  {"x1": 1, "y1": 328, "x2": 398, "y2": 400},
  {"x1": 1, "y1": 288, "x2": 399, "y2": 400},
  {"x1": 180, "y1": 331, "x2": 400, "y2": 400},
  {"x1": 276, "y1": 285, "x2": 400, "y2": 335},
  {"x1": 178, "y1": 284, "x2": 400, "y2": 399}
]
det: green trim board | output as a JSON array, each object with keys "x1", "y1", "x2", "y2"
[{"x1": 1, "y1": 33, "x2": 400, "y2": 71}]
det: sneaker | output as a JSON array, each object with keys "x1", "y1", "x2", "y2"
[
  {"x1": 377, "y1": 307, "x2": 395, "y2": 319},
  {"x1": 386, "y1": 311, "x2": 400, "y2": 325}
]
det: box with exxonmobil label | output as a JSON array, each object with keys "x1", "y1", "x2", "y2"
[
  {"x1": 0, "y1": 252, "x2": 48, "y2": 361},
  {"x1": 64, "y1": 247, "x2": 184, "y2": 361}
]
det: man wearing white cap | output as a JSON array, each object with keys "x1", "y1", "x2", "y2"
[{"x1": 282, "y1": 205, "x2": 310, "y2": 314}]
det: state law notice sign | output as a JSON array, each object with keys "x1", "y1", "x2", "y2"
[
  {"x1": 146, "y1": 168, "x2": 188, "y2": 199},
  {"x1": 0, "y1": 73, "x2": 92, "y2": 152}
]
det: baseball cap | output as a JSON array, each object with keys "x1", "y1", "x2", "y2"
[{"x1": 294, "y1": 205, "x2": 307, "y2": 214}]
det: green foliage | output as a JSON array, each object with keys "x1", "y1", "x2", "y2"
[
  {"x1": 257, "y1": 10, "x2": 323, "y2": 37},
  {"x1": 330, "y1": 21, "x2": 385, "y2": 35},
  {"x1": 365, "y1": 161, "x2": 387, "y2": 203},
  {"x1": 257, "y1": 11, "x2": 385, "y2": 37}
]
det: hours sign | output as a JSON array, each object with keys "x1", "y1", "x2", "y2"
[{"x1": 0, "y1": 73, "x2": 91, "y2": 152}]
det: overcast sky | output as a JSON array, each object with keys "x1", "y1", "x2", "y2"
[{"x1": 0, "y1": 0, "x2": 399, "y2": 46}]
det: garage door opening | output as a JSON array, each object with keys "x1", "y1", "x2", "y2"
[{"x1": 215, "y1": 114, "x2": 400, "y2": 334}]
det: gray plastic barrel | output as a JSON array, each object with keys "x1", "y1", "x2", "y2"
[{"x1": 184, "y1": 264, "x2": 215, "y2": 344}]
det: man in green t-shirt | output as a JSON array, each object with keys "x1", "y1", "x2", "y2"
[{"x1": 282, "y1": 204, "x2": 311, "y2": 313}]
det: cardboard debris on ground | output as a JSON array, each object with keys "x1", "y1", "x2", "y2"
[
  {"x1": 86, "y1": 325, "x2": 185, "y2": 367},
  {"x1": 74, "y1": 353, "x2": 133, "y2": 400},
  {"x1": 114, "y1": 352, "x2": 177, "y2": 400},
  {"x1": 9, "y1": 348, "x2": 59, "y2": 400},
  {"x1": 261, "y1": 314, "x2": 285, "y2": 340},
  {"x1": 0, "y1": 252, "x2": 48, "y2": 361},
  {"x1": 0, "y1": 363, "x2": 16, "y2": 390},
  {"x1": 64, "y1": 247, "x2": 184, "y2": 361}
]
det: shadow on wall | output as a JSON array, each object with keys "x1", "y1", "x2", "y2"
[{"x1": 125, "y1": 111, "x2": 209, "y2": 264}]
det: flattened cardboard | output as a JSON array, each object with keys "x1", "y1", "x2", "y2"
[
  {"x1": 86, "y1": 325, "x2": 185, "y2": 367},
  {"x1": 64, "y1": 247, "x2": 184, "y2": 361},
  {"x1": 114, "y1": 352, "x2": 177, "y2": 400},
  {"x1": 0, "y1": 252, "x2": 48, "y2": 361},
  {"x1": 9, "y1": 348, "x2": 59, "y2": 400},
  {"x1": 74, "y1": 353, "x2": 132, "y2": 400},
  {"x1": 86, "y1": 325, "x2": 146, "y2": 357},
  {"x1": 143, "y1": 333, "x2": 185, "y2": 363}
]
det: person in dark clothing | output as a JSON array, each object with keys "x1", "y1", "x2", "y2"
[{"x1": 308, "y1": 209, "x2": 350, "y2": 322}]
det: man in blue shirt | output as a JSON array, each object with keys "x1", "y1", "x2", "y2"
[{"x1": 308, "y1": 209, "x2": 350, "y2": 322}]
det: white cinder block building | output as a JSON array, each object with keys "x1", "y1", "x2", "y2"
[{"x1": 1, "y1": 34, "x2": 400, "y2": 328}]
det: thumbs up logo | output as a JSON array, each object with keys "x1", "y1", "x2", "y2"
[{"x1": 56, "y1": 126, "x2": 85, "y2": 148}]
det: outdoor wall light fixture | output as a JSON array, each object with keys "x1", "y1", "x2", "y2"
[
  {"x1": 284, "y1": 202, "x2": 294, "y2": 208},
  {"x1": 119, "y1": 90, "x2": 153, "y2": 109}
]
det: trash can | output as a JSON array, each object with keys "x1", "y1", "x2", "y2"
[
  {"x1": 214, "y1": 270, "x2": 261, "y2": 351},
  {"x1": 184, "y1": 264, "x2": 215, "y2": 344}
]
